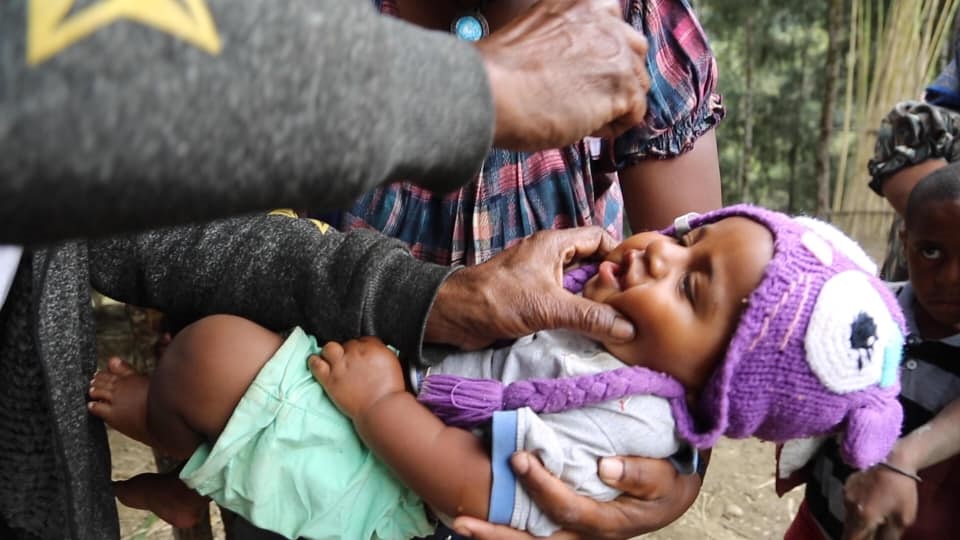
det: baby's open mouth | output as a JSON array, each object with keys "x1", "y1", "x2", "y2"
[{"x1": 597, "y1": 261, "x2": 624, "y2": 290}]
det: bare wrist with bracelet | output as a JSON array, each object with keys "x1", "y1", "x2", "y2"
[{"x1": 878, "y1": 460, "x2": 922, "y2": 482}]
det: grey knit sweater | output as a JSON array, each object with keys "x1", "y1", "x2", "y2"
[
  {"x1": 0, "y1": 1, "x2": 496, "y2": 537},
  {"x1": 0, "y1": 218, "x2": 454, "y2": 539},
  {"x1": 0, "y1": 0, "x2": 493, "y2": 243}
]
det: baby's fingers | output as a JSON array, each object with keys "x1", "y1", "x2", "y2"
[
  {"x1": 308, "y1": 355, "x2": 330, "y2": 383},
  {"x1": 310, "y1": 342, "x2": 345, "y2": 383},
  {"x1": 321, "y1": 341, "x2": 345, "y2": 363}
]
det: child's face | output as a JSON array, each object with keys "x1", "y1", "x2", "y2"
[
  {"x1": 902, "y1": 197, "x2": 960, "y2": 333},
  {"x1": 582, "y1": 217, "x2": 773, "y2": 391}
]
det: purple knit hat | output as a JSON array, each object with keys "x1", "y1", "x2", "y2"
[
  {"x1": 420, "y1": 205, "x2": 905, "y2": 469},
  {"x1": 664, "y1": 205, "x2": 905, "y2": 469}
]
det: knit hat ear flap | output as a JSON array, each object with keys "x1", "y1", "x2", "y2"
[{"x1": 841, "y1": 397, "x2": 904, "y2": 469}]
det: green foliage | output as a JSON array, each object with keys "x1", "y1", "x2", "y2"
[
  {"x1": 697, "y1": 0, "x2": 831, "y2": 213},
  {"x1": 696, "y1": 0, "x2": 958, "y2": 221}
]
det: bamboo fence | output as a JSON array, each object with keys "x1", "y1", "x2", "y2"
[{"x1": 831, "y1": 0, "x2": 959, "y2": 262}]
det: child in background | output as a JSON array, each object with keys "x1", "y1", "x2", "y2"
[
  {"x1": 90, "y1": 205, "x2": 906, "y2": 539},
  {"x1": 784, "y1": 163, "x2": 960, "y2": 540}
]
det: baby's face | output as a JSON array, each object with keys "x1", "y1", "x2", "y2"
[
  {"x1": 903, "y1": 197, "x2": 960, "y2": 334},
  {"x1": 583, "y1": 217, "x2": 773, "y2": 390}
]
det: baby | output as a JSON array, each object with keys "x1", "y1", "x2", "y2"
[{"x1": 90, "y1": 205, "x2": 906, "y2": 539}]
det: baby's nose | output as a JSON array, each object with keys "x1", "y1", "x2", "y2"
[{"x1": 642, "y1": 239, "x2": 677, "y2": 279}]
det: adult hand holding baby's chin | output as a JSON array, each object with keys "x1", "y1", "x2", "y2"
[
  {"x1": 424, "y1": 227, "x2": 636, "y2": 351},
  {"x1": 452, "y1": 452, "x2": 703, "y2": 539}
]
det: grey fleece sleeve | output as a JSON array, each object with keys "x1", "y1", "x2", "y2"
[
  {"x1": 88, "y1": 214, "x2": 455, "y2": 358},
  {"x1": 0, "y1": 1, "x2": 493, "y2": 243}
]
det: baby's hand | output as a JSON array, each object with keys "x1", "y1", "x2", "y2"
[{"x1": 309, "y1": 336, "x2": 406, "y2": 420}]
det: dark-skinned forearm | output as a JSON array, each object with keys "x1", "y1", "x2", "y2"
[
  {"x1": 352, "y1": 391, "x2": 493, "y2": 519},
  {"x1": 888, "y1": 399, "x2": 960, "y2": 472},
  {"x1": 878, "y1": 159, "x2": 948, "y2": 216},
  {"x1": 619, "y1": 129, "x2": 722, "y2": 233}
]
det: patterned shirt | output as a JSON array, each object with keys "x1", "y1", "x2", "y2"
[{"x1": 324, "y1": 0, "x2": 724, "y2": 266}]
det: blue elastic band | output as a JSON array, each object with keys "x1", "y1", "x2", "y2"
[{"x1": 489, "y1": 411, "x2": 519, "y2": 525}]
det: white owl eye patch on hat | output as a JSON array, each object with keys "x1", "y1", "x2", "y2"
[{"x1": 805, "y1": 271, "x2": 903, "y2": 392}]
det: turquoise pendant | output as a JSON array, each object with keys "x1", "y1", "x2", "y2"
[{"x1": 451, "y1": 12, "x2": 489, "y2": 42}]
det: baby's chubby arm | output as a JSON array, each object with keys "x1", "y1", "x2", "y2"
[{"x1": 310, "y1": 337, "x2": 492, "y2": 520}]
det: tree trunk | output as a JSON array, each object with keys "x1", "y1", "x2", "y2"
[
  {"x1": 815, "y1": 0, "x2": 843, "y2": 218},
  {"x1": 738, "y1": 14, "x2": 755, "y2": 203},
  {"x1": 788, "y1": 36, "x2": 811, "y2": 214}
]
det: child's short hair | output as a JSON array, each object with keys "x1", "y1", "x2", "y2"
[
  {"x1": 421, "y1": 205, "x2": 906, "y2": 470},
  {"x1": 905, "y1": 161, "x2": 960, "y2": 228}
]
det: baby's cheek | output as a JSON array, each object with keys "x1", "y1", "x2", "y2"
[{"x1": 607, "y1": 336, "x2": 649, "y2": 368}]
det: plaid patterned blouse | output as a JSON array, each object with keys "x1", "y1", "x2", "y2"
[{"x1": 325, "y1": 0, "x2": 724, "y2": 266}]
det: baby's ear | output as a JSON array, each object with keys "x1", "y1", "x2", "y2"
[{"x1": 841, "y1": 398, "x2": 903, "y2": 469}]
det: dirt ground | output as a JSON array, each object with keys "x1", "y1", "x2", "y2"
[{"x1": 110, "y1": 431, "x2": 804, "y2": 540}]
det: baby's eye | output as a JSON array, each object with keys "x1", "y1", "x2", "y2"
[
  {"x1": 680, "y1": 273, "x2": 695, "y2": 305},
  {"x1": 920, "y1": 247, "x2": 942, "y2": 260}
]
